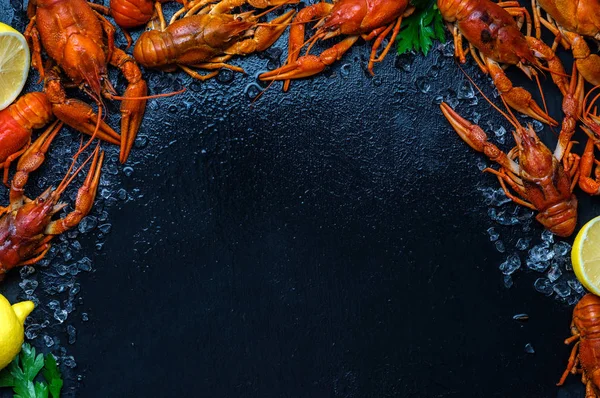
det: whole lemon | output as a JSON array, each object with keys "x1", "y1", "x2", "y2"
[{"x1": 0, "y1": 294, "x2": 34, "y2": 370}]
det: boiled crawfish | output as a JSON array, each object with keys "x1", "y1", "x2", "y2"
[
  {"x1": 558, "y1": 293, "x2": 600, "y2": 397},
  {"x1": 259, "y1": 0, "x2": 414, "y2": 91},
  {"x1": 0, "y1": 123, "x2": 104, "y2": 280},
  {"x1": 438, "y1": 0, "x2": 569, "y2": 125},
  {"x1": 0, "y1": 92, "x2": 54, "y2": 185},
  {"x1": 439, "y1": 68, "x2": 584, "y2": 237},
  {"x1": 576, "y1": 85, "x2": 600, "y2": 194},
  {"x1": 533, "y1": 0, "x2": 600, "y2": 86},
  {"x1": 25, "y1": 0, "x2": 147, "y2": 163},
  {"x1": 133, "y1": 0, "x2": 296, "y2": 81}
]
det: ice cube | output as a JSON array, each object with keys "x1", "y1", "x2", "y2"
[
  {"x1": 515, "y1": 238, "x2": 531, "y2": 251},
  {"x1": 534, "y1": 278, "x2": 553, "y2": 295},
  {"x1": 499, "y1": 254, "x2": 521, "y2": 275},
  {"x1": 487, "y1": 227, "x2": 500, "y2": 242},
  {"x1": 547, "y1": 264, "x2": 562, "y2": 282},
  {"x1": 524, "y1": 343, "x2": 535, "y2": 354},
  {"x1": 553, "y1": 281, "x2": 571, "y2": 298}
]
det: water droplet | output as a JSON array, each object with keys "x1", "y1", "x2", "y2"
[
  {"x1": 415, "y1": 77, "x2": 431, "y2": 93},
  {"x1": 245, "y1": 83, "x2": 262, "y2": 100},
  {"x1": 217, "y1": 69, "x2": 234, "y2": 84},
  {"x1": 189, "y1": 81, "x2": 202, "y2": 92}
]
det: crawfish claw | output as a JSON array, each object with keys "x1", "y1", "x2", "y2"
[
  {"x1": 260, "y1": 55, "x2": 327, "y2": 81},
  {"x1": 439, "y1": 102, "x2": 488, "y2": 153},
  {"x1": 51, "y1": 100, "x2": 121, "y2": 145},
  {"x1": 119, "y1": 79, "x2": 147, "y2": 163}
]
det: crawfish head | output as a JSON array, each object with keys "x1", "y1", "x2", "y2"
[
  {"x1": 0, "y1": 188, "x2": 65, "y2": 273},
  {"x1": 12, "y1": 188, "x2": 65, "y2": 237},
  {"x1": 513, "y1": 125, "x2": 577, "y2": 237},
  {"x1": 513, "y1": 125, "x2": 554, "y2": 177}
]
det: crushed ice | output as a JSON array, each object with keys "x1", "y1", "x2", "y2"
[{"x1": 481, "y1": 189, "x2": 584, "y2": 304}]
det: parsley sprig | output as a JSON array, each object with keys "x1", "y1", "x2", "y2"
[
  {"x1": 397, "y1": 3, "x2": 446, "y2": 56},
  {"x1": 0, "y1": 344, "x2": 63, "y2": 398}
]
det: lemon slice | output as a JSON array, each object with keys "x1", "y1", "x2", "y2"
[
  {"x1": 0, "y1": 22, "x2": 30, "y2": 111},
  {"x1": 572, "y1": 216, "x2": 600, "y2": 295}
]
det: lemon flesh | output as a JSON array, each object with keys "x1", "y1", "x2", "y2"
[
  {"x1": 572, "y1": 217, "x2": 600, "y2": 296},
  {"x1": 0, "y1": 22, "x2": 30, "y2": 111}
]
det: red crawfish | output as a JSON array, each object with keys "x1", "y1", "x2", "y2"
[
  {"x1": 558, "y1": 293, "x2": 600, "y2": 397},
  {"x1": 438, "y1": 0, "x2": 569, "y2": 125},
  {"x1": 259, "y1": 0, "x2": 414, "y2": 91},
  {"x1": 133, "y1": 0, "x2": 296, "y2": 81},
  {"x1": 533, "y1": 0, "x2": 600, "y2": 86},
  {"x1": 0, "y1": 122, "x2": 104, "y2": 280},
  {"x1": 0, "y1": 92, "x2": 54, "y2": 185},
  {"x1": 439, "y1": 68, "x2": 584, "y2": 237},
  {"x1": 25, "y1": 0, "x2": 148, "y2": 163},
  {"x1": 575, "y1": 85, "x2": 600, "y2": 194}
]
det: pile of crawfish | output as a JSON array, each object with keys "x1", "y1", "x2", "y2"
[
  {"x1": 436, "y1": 0, "x2": 600, "y2": 395},
  {"x1": 1, "y1": 0, "x2": 418, "y2": 279},
  {"x1": 1, "y1": 0, "x2": 600, "y2": 394}
]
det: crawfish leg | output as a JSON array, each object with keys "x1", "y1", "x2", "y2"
[
  {"x1": 578, "y1": 138, "x2": 600, "y2": 195},
  {"x1": 2, "y1": 139, "x2": 31, "y2": 186},
  {"x1": 23, "y1": 19, "x2": 44, "y2": 81},
  {"x1": 367, "y1": 14, "x2": 404, "y2": 75},
  {"x1": 259, "y1": 2, "x2": 333, "y2": 92},
  {"x1": 260, "y1": 35, "x2": 359, "y2": 82},
  {"x1": 485, "y1": 168, "x2": 535, "y2": 209},
  {"x1": 531, "y1": 0, "x2": 568, "y2": 48},
  {"x1": 45, "y1": 148, "x2": 104, "y2": 235},
  {"x1": 18, "y1": 245, "x2": 51, "y2": 267},
  {"x1": 555, "y1": 66, "x2": 584, "y2": 162},
  {"x1": 179, "y1": 65, "x2": 219, "y2": 81},
  {"x1": 484, "y1": 58, "x2": 557, "y2": 126},
  {"x1": 209, "y1": 0, "x2": 297, "y2": 15},
  {"x1": 224, "y1": 10, "x2": 296, "y2": 56},
  {"x1": 109, "y1": 48, "x2": 148, "y2": 163},
  {"x1": 93, "y1": 9, "x2": 117, "y2": 68},
  {"x1": 498, "y1": 2, "x2": 532, "y2": 36},
  {"x1": 189, "y1": 55, "x2": 245, "y2": 73},
  {"x1": 449, "y1": 23, "x2": 468, "y2": 64},
  {"x1": 9, "y1": 121, "x2": 62, "y2": 208},
  {"x1": 558, "y1": 341, "x2": 580, "y2": 386},
  {"x1": 525, "y1": 37, "x2": 569, "y2": 96}
]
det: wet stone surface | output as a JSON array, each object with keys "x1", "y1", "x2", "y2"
[{"x1": 0, "y1": 1, "x2": 596, "y2": 397}]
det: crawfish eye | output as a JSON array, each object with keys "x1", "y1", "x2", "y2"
[{"x1": 38, "y1": 198, "x2": 45, "y2": 203}]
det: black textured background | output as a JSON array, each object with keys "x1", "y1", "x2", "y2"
[{"x1": 0, "y1": 0, "x2": 596, "y2": 396}]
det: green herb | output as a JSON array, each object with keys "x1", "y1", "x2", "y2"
[
  {"x1": 397, "y1": 4, "x2": 447, "y2": 56},
  {"x1": 0, "y1": 344, "x2": 63, "y2": 398}
]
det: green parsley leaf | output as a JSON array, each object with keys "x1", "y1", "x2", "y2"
[
  {"x1": 19, "y1": 345, "x2": 45, "y2": 382},
  {"x1": 0, "y1": 344, "x2": 64, "y2": 398},
  {"x1": 397, "y1": 5, "x2": 447, "y2": 56},
  {"x1": 42, "y1": 355, "x2": 62, "y2": 398}
]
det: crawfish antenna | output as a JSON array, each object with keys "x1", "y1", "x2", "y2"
[
  {"x1": 54, "y1": 144, "x2": 99, "y2": 197},
  {"x1": 109, "y1": 88, "x2": 186, "y2": 101},
  {"x1": 456, "y1": 63, "x2": 519, "y2": 130}
]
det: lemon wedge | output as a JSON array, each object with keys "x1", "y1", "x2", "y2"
[
  {"x1": 0, "y1": 22, "x2": 30, "y2": 111},
  {"x1": 572, "y1": 216, "x2": 600, "y2": 295}
]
